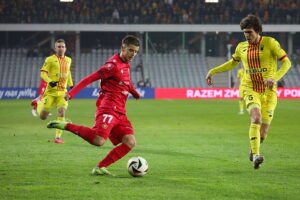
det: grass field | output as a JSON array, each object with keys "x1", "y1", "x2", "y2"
[{"x1": 0, "y1": 99, "x2": 299, "y2": 200}]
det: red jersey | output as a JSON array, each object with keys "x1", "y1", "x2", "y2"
[{"x1": 68, "y1": 54, "x2": 140, "y2": 114}]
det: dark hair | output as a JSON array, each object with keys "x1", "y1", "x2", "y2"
[
  {"x1": 122, "y1": 35, "x2": 140, "y2": 46},
  {"x1": 240, "y1": 15, "x2": 262, "y2": 33},
  {"x1": 55, "y1": 39, "x2": 66, "y2": 44}
]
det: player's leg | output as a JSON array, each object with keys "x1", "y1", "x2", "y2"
[
  {"x1": 238, "y1": 87, "x2": 244, "y2": 114},
  {"x1": 38, "y1": 94, "x2": 53, "y2": 120},
  {"x1": 94, "y1": 115, "x2": 135, "y2": 175},
  {"x1": 47, "y1": 121, "x2": 107, "y2": 146},
  {"x1": 47, "y1": 108, "x2": 114, "y2": 146},
  {"x1": 260, "y1": 90, "x2": 278, "y2": 143},
  {"x1": 239, "y1": 97, "x2": 244, "y2": 114},
  {"x1": 31, "y1": 80, "x2": 47, "y2": 116},
  {"x1": 53, "y1": 106, "x2": 66, "y2": 143},
  {"x1": 53, "y1": 96, "x2": 69, "y2": 143},
  {"x1": 31, "y1": 96, "x2": 42, "y2": 116},
  {"x1": 245, "y1": 91, "x2": 264, "y2": 169}
]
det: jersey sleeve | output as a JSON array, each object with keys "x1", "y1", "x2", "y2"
[
  {"x1": 40, "y1": 57, "x2": 52, "y2": 83},
  {"x1": 232, "y1": 44, "x2": 242, "y2": 62},
  {"x1": 129, "y1": 82, "x2": 140, "y2": 99},
  {"x1": 270, "y1": 38, "x2": 287, "y2": 60},
  {"x1": 97, "y1": 63, "x2": 117, "y2": 80},
  {"x1": 68, "y1": 71, "x2": 101, "y2": 99},
  {"x1": 209, "y1": 59, "x2": 240, "y2": 75},
  {"x1": 41, "y1": 57, "x2": 50, "y2": 73}
]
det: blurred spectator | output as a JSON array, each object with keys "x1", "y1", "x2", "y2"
[
  {"x1": 0, "y1": 0, "x2": 300, "y2": 24},
  {"x1": 135, "y1": 63, "x2": 144, "y2": 78},
  {"x1": 137, "y1": 78, "x2": 151, "y2": 88}
]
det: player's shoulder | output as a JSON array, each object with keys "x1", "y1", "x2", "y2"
[
  {"x1": 65, "y1": 55, "x2": 71, "y2": 59},
  {"x1": 65, "y1": 56, "x2": 72, "y2": 62},
  {"x1": 45, "y1": 54, "x2": 56, "y2": 62},
  {"x1": 237, "y1": 41, "x2": 248, "y2": 48},
  {"x1": 262, "y1": 36, "x2": 278, "y2": 44}
]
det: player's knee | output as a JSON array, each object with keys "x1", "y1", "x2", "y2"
[
  {"x1": 93, "y1": 136, "x2": 105, "y2": 146},
  {"x1": 250, "y1": 108, "x2": 262, "y2": 124},
  {"x1": 57, "y1": 107, "x2": 66, "y2": 117},
  {"x1": 40, "y1": 116, "x2": 47, "y2": 120},
  {"x1": 252, "y1": 116, "x2": 262, "y2": 124},
  {"x1": 39, "y1": 113, "x2": 48, "y2": 120},
  {"x1": 122, "y1": 135, "x2": 136, "y2": 148}
]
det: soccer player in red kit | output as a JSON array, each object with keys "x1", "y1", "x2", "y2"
[
  {"x1": 47, "y1": 35, "x2": 141, "y2": 176},
  {"x1": 31, "y1": 79, "x2": 47, "y2": 116}
]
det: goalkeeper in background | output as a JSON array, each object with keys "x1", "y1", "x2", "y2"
[
  {"x1": 33, "y1": 39, "x2": 73, "y2": 144},
  {"x1": 206, "y1": 15, "x2": 291, "y2": 169}
]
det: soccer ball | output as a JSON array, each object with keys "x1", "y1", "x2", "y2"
[{"x1": 127, "y1": 156, "x2": 148, "y2": 177}]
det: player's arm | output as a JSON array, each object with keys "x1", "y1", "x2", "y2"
[
  {"x1": 66, "y1": 71, "x2": 101, "y2": 100},
  {"x1": 274, "y1": 56, "x2": 291, "y2": 81},
  {"x1": 40, "y1": 58, "x2": 58, "y2": 87},
  {"x1": 67, "y1": 70, "x2": 74, "y2": 88},
  {"x1": 206, "y1": 59, "x2": 240, "y2": 85},
  {"x1": 264, "y1": 38, "x2": 292, "y2": 89},
  {"x1": 67, "y1": 59, "x2": 74, "y2": 88},
  {"x1": 66, "y1": 63, "x2": 117, "y2": 100},
  {"x1": 129, "y1": 82, "x2": 140, "y2": 99}
]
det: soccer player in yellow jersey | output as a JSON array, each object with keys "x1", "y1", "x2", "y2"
[
  {"x1": 233, "y1": 68, "x2": 245, "y2": 114},
  {"x1": 36, "y1": 39, "x2": 73, "y2": 144},
  {"x1": 206, "y1": 15, "x2": 291, "y2": 169}
]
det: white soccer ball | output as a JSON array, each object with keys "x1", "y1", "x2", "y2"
[{"x1": 127, "y1": 156, "x2": 148, "y2": 177}]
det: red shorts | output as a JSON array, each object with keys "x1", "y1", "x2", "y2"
[{"x1": 92, "y1": 108, "x2": 134, "y2": 145}]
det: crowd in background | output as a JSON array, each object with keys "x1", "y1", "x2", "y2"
[{"x1": 1, "y1": 0, "x2": 300, "y2": 24}]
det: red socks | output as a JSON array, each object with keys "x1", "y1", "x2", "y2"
[
  {"x1": 65, "y1": 123, "x2": 132, "y2": 168},
  {"x1": 65, "y1": 123, "x2": 97, "y2": 145},
  {"x1": 98, "y1": 143, "x2": 131, "y2": 168}
]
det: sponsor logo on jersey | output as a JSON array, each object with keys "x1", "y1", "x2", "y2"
[
  {"x1": 56, "y1": 73, "x2": 68, "y2": 78},
  {"x1": 245, "y1": 68, "x2": 267, "y2": 74},
  {"x1": 122, "y1": 91, "x2": 129, "y2": 95},
  {"x1": 102, "y1": 123, "x2": 108, "y2": 129},
  {"x1": 106, "y1": 63, "x2": 113, "y2": 70}
]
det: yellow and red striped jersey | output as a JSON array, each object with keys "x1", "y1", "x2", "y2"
[
  {"x1": 40, "y1": 54, "x2": 73, "y2": 95},
  {"x1": 232, "y1": 36, "x2": 287, "y2": 92}
]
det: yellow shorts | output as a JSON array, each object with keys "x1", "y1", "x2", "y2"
[
  {"x1": 42, "y1": 94, "x2": 68, "y2": 111},
  {"x1": 243, "y1": 88, "x2": 277, "y2": 124}
]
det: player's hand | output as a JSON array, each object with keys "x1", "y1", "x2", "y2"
[
  {"x1": 264, "y1": 78, "x2": 276, "y2": 89},
  {"x1": 49, "y1": 81, "x2": 58, "y2": 87},
  {"x1": 205, "y1": 73, "x2": 213, "y2": 86},
  {"x1": 64, "y1": 93, "x2": 71, "y2": 101},
  {"x1": 131, "y1": 91, "x2": 140, "y2": 99}
]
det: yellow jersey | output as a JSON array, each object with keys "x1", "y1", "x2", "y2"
[
  {"x1": 40, "y1": 54, "x2": 73, "y2": 96},
  {"x1": 232, "y1": 36, "x2": 287, "y2": 92},
  {"x1": 209, "y1": 36, "x2": 291, "y2": 93}
]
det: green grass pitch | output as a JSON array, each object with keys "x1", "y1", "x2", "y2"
[{"x1": 0, "y1": 99, "x2": 299, "y2": 200}]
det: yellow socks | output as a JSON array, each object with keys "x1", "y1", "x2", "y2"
[
  {"x1": 249, "y1": 124, "x2": 261, "y2": 156},
  {"x1": 239, "y1": 100, "x2": 244, "y2": 112},
  {"x1": 55, "y1": 117, "x2": 64, "y2": 138}
]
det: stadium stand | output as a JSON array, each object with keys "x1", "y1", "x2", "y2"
[
  {"x1": 1, "y1": 48, "x2": 300, "y2": 88},
  {"x1": 1, "y1": 0, "x2": 300, "y2": 24}
]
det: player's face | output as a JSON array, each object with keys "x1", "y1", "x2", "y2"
[
  {"x1": 243, "y1": 28, "x2": 260, "y2": 44},
  {"x1": 120, "y1": 44, "x2": 139, "y2": 62},
  {"x1": 55, "y1": 42, "x2": 66, "y2": 57}
]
